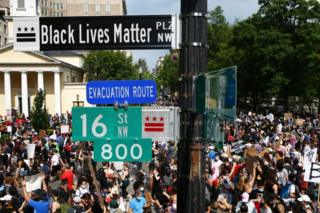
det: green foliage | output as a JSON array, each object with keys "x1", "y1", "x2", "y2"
[
  {"x1": 30, "y1": 90, "x2": 50, "y2": 133},
  {"x1": 208, "y1": 6, "x2": 235, "y2": 71},
  {"x1": 136, "y1": 58, "x2": 155, "y2": 80},
  {"x1": 156, "y1": 52, "x2": 180, "y2": 93},
  {"x1": 0, "y1": 134, "x2": 10, "y2": 145},
  {"x1": 83, "y1": 50, "x2": 137, "y2": 80},
  {"x1": 153, "y1": 1, "x2": 320, "y2": 111}
]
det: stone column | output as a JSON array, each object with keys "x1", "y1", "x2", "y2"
[
  {"x1": 21, "y1": 71, "x2": 29, "y2": 117},
  {"x1": 37, "y1": 71, "x2": 44, "y2": 91},
  {"x1": 54, "y1": 71, "x2": 61, "y2": 115},
  {"x1": 4, "y1": 71, "x2": 12, "y2": 115}
]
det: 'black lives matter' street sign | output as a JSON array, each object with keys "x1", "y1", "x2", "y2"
[{"x1": 13, "y1": 15, "x2": 175, "y2": 51}]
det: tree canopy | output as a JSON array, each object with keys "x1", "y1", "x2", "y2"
[
  {"x1": 233, "y1": 0, "x2": 320, "y2": 110},
  {"x1": 156, "y1": 52, "x2": 180, "y2": 93},
  {"x1": 83, "y1": 50, "x2": 138, "y2": 80},
  {"x1": 82, "y1": 1, "x2": 320, "y2": 112}
]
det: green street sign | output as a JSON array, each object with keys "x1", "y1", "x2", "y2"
[
  {"x1": 93, "y1": 138, "x2": 152, "y2": 162},
  {"x1": 193, "y1": 66, "x2": 237, "y2": 121},
  {"x1": 72, "y1": 107, "x2": 142, "y2": 141},
  {"x1": 203, "y1": 113, "x2": 224, "y2": 149}
]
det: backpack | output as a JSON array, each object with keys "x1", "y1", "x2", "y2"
[
  {"x1": 280, "y1": 184, "x2": 291, "y2": 199},
  {"x1": 280, "y1": 183, "x2": 300, "y2": 199},
  {"x1": 96, "y1": 168, "x2": 108, "y2": 189},
  {"x1": 96, "y1": 168, "x2": 105, "y2": 182}
]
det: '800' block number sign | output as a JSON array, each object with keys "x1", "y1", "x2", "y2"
[
  {"x1": 72, "y1": 107, "x2": 142, "y2": 141},
  {"x1": 93, "y1": 138, "x2": 152, "y2": 162}
]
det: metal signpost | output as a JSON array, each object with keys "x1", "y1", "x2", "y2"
[
  {"x1": 72, "y1": 107, "x2": 142, "y2": 141},
  {"x1": 93, "y1": 138, "x2": 152, "y2": 162},
  {"x1": 86, "y1": 80, "x2": 157, "y2": 105},
  {"x1": 13, "y1": 3, "x2": 211, "y2": 211},
  {"x1": 177, "y1": 0, "x2": 208, "y2": 212}
]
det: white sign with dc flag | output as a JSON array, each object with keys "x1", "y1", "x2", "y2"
[
  {"x1": 142, "y1": 107, "x2": 180, "y2": 141},
  {"x1": 13, "y1": 17, "x2": 40, "y2": 51}
]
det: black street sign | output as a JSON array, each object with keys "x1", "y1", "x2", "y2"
[{"x1": 14, "y1": 15, "x2": 173, "y2": 51}]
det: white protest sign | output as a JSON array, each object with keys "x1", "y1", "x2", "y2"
[
  {"x1": 304, "y1": 162, "x2": 320, "y2": 183},
  {"x1": 112, "y1": 162, "x2": 124, "y2": 171},
  {"x1": 6, "y1": 126, "x2": 12, "y2": 132},
  {"x1": 266, "y1": 113, "x2": 274, "y2": 122},
  {"x1": 25, "y1": 173, "x2": 43, "y2": 192},
  {"x1": 27, "y1": 144, "x2": 36, "y2": 159},
  {"x1": 61, "y1": 125, "x2": 70, "y2": 134},
  {"x1": 303, "y1": 148, "x2": 317, "y2": 169},
  {"x1": 23, "y1": 159, "x2": 30, "y2": 168}
]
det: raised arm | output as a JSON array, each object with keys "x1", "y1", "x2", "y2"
[{"x1": 21, "y1": 179, "x2": 30, "y2": 202}]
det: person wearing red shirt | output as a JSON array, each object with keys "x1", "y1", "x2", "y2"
[{"x1": 60, "y1": 162, "x2": 74, "y2": 191}]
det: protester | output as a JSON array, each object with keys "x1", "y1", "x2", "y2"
[{"x1": 0, "y1": 110, "x2": 320, "y2": 212}]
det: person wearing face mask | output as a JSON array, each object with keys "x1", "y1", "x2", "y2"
[
  {"x1": 75, "y1": 179, "x2": 90, "y2": 198},
  {"x1": 133, "y1": 181, "x2": 145, "y2": 197},
  {"x1": 128, "y1": 189, "x2": 146, "y2": 213}
]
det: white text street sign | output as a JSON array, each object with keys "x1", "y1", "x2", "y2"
[{"x1": 14, "y1": 15, "x2": 181, "y2": 51}]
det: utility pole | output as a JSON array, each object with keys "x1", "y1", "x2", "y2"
[{"x1": 177, "y1": 0, "x2": 208, "y2": 213}]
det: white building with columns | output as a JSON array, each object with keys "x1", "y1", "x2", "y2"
[
  {"x1": 0, "y1": 44, "x2": 89, "y2": 117},
  {"x1": 0, "y1": 0, "x2": 128, "y2": 117}
]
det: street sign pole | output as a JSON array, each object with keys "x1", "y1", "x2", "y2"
[{"x1": 177, "y1": 0, "x2": 207, "y2": 212}]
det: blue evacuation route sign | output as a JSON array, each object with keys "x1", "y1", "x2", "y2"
[{"x1": 86, "y1": 80, "x2": 157, "y2": 105}]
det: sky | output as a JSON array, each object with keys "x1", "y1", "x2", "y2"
[{"x1": 126, "y1": 0, "x2": 260, "y2": 70}]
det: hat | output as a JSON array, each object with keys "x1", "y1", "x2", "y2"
[
  {"x1": 208, "y1": 146, "x2": 214, "y2": 150},
  {"x1": 0, "y1": 194, "x2": 12, "y2": 201},
  {"x1": 241, "y1": 192, "x2": 249, "y2": 203},
  {"x1": 298, "y1": 194, "x2": 311, "y2": 202},
  {"x1": 73, "y1": 196, "x2": 81, "y2": 203}
]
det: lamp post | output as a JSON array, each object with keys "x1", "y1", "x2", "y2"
[
  {"x1": 73, "y1": 94, "x2": 84, "y2": 107},
  {"x1": 138, "y1": 67, "x2": 143, "y2": 80}
]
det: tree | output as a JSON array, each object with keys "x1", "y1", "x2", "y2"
[
  {"x1": 207, "y1": 6, "x2": 235, "y2": 71},
  {"x1": 83, "y1": 50, "x2": 137, "y2": 80},
  {"x1": 230, "y1": 0, "x2": 320, "y2": 111},
  {"x1": 232, "y1": 17, "x2": 292, "y2": 110},
  {"x1": 156, "y1": 52, "x2": 180, "y2": 93},
  {"x1": 30, "y1": 90, "x2": 50, "y2": 133}
]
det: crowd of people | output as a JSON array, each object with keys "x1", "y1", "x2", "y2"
[
  {"x1": 0, "y1": 111, "x2": 319, "y2": 213},
  {"x1": 0, "y1": 113, "x2": 178, "y2": 213},
  {"x1": 205, "y1": 112, "x2": 320, "y2": 213}
]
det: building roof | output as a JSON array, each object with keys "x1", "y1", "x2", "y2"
[{"x1": 0, "y1": 44, "x2": 83, "y2": 72}]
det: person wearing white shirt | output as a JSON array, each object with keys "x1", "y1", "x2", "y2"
[
  {"x1": 50, "y1": 149, "x2": 61, "y2": 181},
  {"x1": 235, "y1": 192, "x2": 257, "y2": 213}
]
